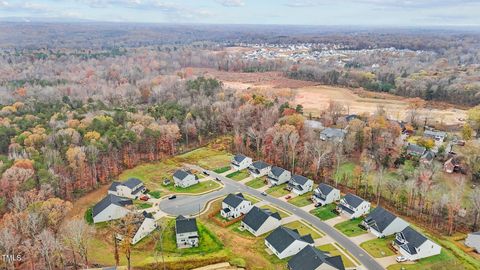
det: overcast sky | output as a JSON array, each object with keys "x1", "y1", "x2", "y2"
[{"x1": 0, "y1": 0, "x2": 479, "y2": 26}]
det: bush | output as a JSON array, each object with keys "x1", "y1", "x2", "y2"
[{"x1": 84, "y1": 208, "x2": 94, "y2": 224}]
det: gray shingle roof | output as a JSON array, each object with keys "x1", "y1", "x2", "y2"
[
  {"x1": 343, "y1": 193, "x2": 365, "y2": 208},
  {"x1": 291, "y1": 175, "x2": 310, "y2": 185},
  {"x1": 92, "y1": 194, "x2": 132, "y2": 217},
  {"x1": 266, "y1": 227, "x2": 313, "y2": 253},
  {"x1": 223, "y1": 193, "x2": 246, "y2": 208},
  {"x1": 396, "y1": 226, "x2": 428, "y2": 249},
  {"x1": 175, "y1": 215, "x2": 198, "y2": 234},
  {"x1": 270, "y1": 166, "x2": 287, "y2": 177},
  {"x1": 173, "y1": 169, "x2": 192, "y2": 180},
  {"x1": 407, "y1": 144, "x2": 426, "y2": 155},
  {"x1": 321, "y1": 128, "x2": 346, "y2": 139},
  {"x1": 363, "y1": 207, "x2": 399, "y2": 233},
  {"x1": 287, "y1": 245, "x2": 345, "y2": 270},
  {"x1": 317, "y1": 183, "x2": 334, "y2": 196},
  {"x1": 109, "y1": 181, "x2": 121, "y2": 191},
  {"x1": 123, "y1": 178, "x2": 143, "y2": 189},
  {"x1": 251, "y1": 161, "x2": 270, "y2": 170},
  {"x1": 233, "y1": 154, "x2": 247, "y2": 163},
  {"x1": 243, "y1": 206, "x2": 281, "y2": 231}
]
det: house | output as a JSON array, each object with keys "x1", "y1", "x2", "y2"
[
  {"x1": 406, "y1": 143, "x2": 426, "y2": 157},
  {"x1": 287, "y1": 245, "x2": 345, "y2": 270},
  {"x1": 173, "y1": 169, "x2": 199, "y2": 188},
  {"x1": 336, "y1": 193, "x2": 371, "y2": 219},
  {"x1": 265, "y1": 226, "x2": 314, "y2": 259},
  {"x1": 108, "y1": 178, "x2": 146, "y2": 199},
  {"x1": 394, "y1": 226, "x2": 441, "y2": 261},
  {"x1": 231, "y1": 154, "x2": 253, "y2": 171},
  {"x1": 267, "y1": 166, "x2": 291, "y2": 186},
  {"x1": 311, "y1": 183, "x2": 340, "y2": 206},
  {"x1": 92, "y1": 194, "x2": 133, "y2": 223},
  {"x1": 304, "y1": 120, "x2": 324, "y2": 131},
  {"x1": 248, "y1": 161, "x2": 271, "y2": 178},
  {"x1": 424, "y1": 130, "x2": 447, "y2": 142},
  {"x1": 320, "y1": 128, "x2": 346, "y2": 142},
  {"x1": 241, "y1": 206, "x2": 282, "y2": 237},
  {"x1": 288, "y1": 175, "x2": 314, "y2": 195},
  {"x1": 444, "y1": 157, "x2": 464, "y2": 174},
  {"x1": 116, "y1": 211, "x2": 157, "y2": 245},
  {"x1": 361, "y1": 207, "x2": 409, "y2": 238},
  {"x1": 420, "y1": 151, "x2": 435, "y2": 165},
  {"x1": 465, "y1": 232, "x2": 480, "y2": 253},
  {"x1": 220, "y1": 193, "x2": 252, "y2": 219},
  {"x1": 175, "y1": 215, "x2": 199, "y2": 248}
]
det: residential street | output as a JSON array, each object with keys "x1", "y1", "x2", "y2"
[{"x1": 159, "y1": 165, "x2": 385, "y2": 270}]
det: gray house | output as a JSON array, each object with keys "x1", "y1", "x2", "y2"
[
  {"x1": 248, "y1": 161, "x2": 271, "y2": 178},
  {"x1": 337, "y1": 193, "x2": 371, "y2": 219},
  {"x1": 394, "y1": 226, "x2": 441, "y2": 261},
  {"x1": 406, "y1": 143, "x2": 426, "y2": 157},
  {"x1": 288, "y1": 175, "x2": 314, "y2": 195},
  {"x1": 361, "y1": 207, "x2": 409, "y2": 238},
  {"x1": 241, "y1": 206, "x2": 282, "y2": 237},
  {"x1": 287, "y1": 245, "x2": 345, "y2": 270},
  {"x1": 108, "y1": 178, "x2": 146, "y2": 199},
  {"x1": 267, "y1": 166, "x2": 291, "y2": 186},
  {"x1": 173, "y1": 169, "x2": 199, "y2": 188},
  {"x1": 92, "y1": 194, "x2": 132, "y2": 223},
  {"x1": 465, "y1": 232, "x2": 480, "y2": 253},
  {"x1": 265, "y1": 226, "x2": 314, "y2": 259},
  {"x1": 175, "y1": 215, "x2": 199, "y2": 248},
  {"x1": 311, "y1": 183, "x2": 340, "y2": 206},
  {"x1": 231, "y1": 154, "x2": 253, "y2": 171},
  {"x1": 320, "y1": 128, "x2": 346, "y2": 142}
]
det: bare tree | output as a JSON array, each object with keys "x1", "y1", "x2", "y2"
[
  {"x1": 471, "y1": 188, "x2": 480, "y2": 230},
  {"x1": 62, "y1": 219, "x2": 94, "y2": 269}
]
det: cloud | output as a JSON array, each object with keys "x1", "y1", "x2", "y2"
[
  {"x1": 216, "y1": 0, "x2": 245, "y2": 7},
  {"x1": 285, "y1": 0, "x2": 478, "y2": 9},
  {"x1": 0, "y1": 1, "x2": 52, "y2": 13},
  {"x1": 285, "y1": 0, "x2": 319, "y2": 7}
]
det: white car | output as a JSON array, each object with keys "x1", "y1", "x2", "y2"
[{"x1": 396, "y1": 256, "x2": 407, "y2": 262}]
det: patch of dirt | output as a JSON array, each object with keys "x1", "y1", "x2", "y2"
[{"x1": 65, "y1": 184, "x2": 110, "y2": 221}]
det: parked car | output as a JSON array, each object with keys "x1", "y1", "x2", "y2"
[
  {"x1": 139, "y1": 195, "x2": 149, "y2": 201},
  {"x1": 261, "y1": 192, "x2": 267, "y2": 196},
  {"x1": 168, "y1": 195, "x2": 177, "y2": 200},
  {"x1": 285, "y1": 195, "x2": 292, "y2": 200},
  {"x1": 215, "y1": 177, "x2": 221, "y2": 182},
  {"x1": 314, "y1": 202, "x2": 322, "y2": 207},
  {"x1": 396, "y1": 256, "x2": 407, "y2": 263},
  {"x1": 203, "y1": 170, "x2": 210, "y2": 175}
]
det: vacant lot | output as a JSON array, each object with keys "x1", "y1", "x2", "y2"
[
  {"x1": 334, "y1": 218, "x2": 368, "y2": 237},
  {"x1": 246, "y1": 177, "x2": 267, "y2": 189},
  {"x1": 310, "y1": 204, "x2": 338, "y2": 221}
]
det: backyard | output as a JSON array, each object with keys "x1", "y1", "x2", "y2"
[{"x1": 334, "y1": 218, "x2": 367, "y2": 237}]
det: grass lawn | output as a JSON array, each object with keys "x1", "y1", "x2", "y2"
[
  {"x1": 333, "y1": 162, "x2": 356, "y2": 185},
  {"x1": 261, "y1": 205, "x2": 290, "y2": 218},
  {"x1": 283, "y1": 220, "x2": 322, "y2": 239},
  {"x1": 266, "y1": 184, "x2": 290, "y2": 197},
  {"x1": 387, "y1": 250, "x2": 460, "y2": 270},
  {"x1": 213, "y1": 166, "x2": 231, "y2": 174},
  {"x1": 148, "y1": 190, "x2": 161, "y2": 199},
  {"x1": 310, "y1": 204, "x2": 338, "y2": 221},
  {"x1": 360, "y1": 236, "x2": 396, "y2": 258},
  {"x1": 287, "y1": 192, "x2": 313, "y2": 207},
  {"x1": 174, "y1": 147, "x2": 232, "y2": 170},
  {"x1": 244, "y1": 194, "x2": 261, "y2": 204},
  {"x1": 163, "y1": 180, "x2": 221, "y2": 194},
  {"x1": 226, "y1": 170, "x2": 250, "y2": 181},
  {"x1": 84, "y1": 208, "x2": 93, "y2": 224},
  {"x1": 334, "y1": 218, "x2": 367, "y2": 237},
  {"x1": 246, "y1": 177, "x2": 267, "y2": 189},
  {"x1": 318, "y1": 244, "x2": 356, "y2": 268},
  {"x1": 134, "y1": 201, "x2": 153, "y2": 209}
]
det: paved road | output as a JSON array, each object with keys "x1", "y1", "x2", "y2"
[{"x1": 159, "y1": 166, "x2": 384, "y2": 270}]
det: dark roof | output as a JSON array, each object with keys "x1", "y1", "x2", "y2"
[
  {"x1": 421, "y1": 151, "x2": 435, "y2": 161},
  {"x1": 223, "y1": 193, "x2": 247, "y2": 208},
  {"x1": 175, "y1": 215, "x2": 198, "y2": 234},
  {"x1": 287, "y1": 245, "x2": 345, "y2": 270},
  {"x1": 173, "y1": 169, "x2": 192, "y2": 180},
  {"x1": 407, "y1": 144, "x2": 426, "y2": 155},
  {"x1": 339, "y1": 204, "x2": 355, "y2": 214},
  {"x1": 291, "y1": 175, "x2": 310, "y2": 185},
  {"x1": 470, "y1": 231, "x2": 480, "y2": 236},
  {"x1": 317, "y1": 183, "x2": 334, "y2": 196},
  {"x1": 266, "y1": 227, "x2": 313, "y2": 253},
  {"x1": 396, "y1": 226, "x2": 428, "y2": 249},
  {"x1": 92, "y1": 194, "x2": 133, "y2": 217},
  {"x1": 363, "y1": 207, "x2": 399, "y2": 233},
  {"x1": 243, "y1": 206, "x2": 281, "y2": 231},
  {"x1": 233, "y1": 154, "x2": 248, "y2": 163},
  {"x1": 142, "y1": 211, "x2": 154, "y2": 219},
  {"x1": 321, "y1": 128, "x2": 346, "y2": 139},
  {"x1": 109, "y1": 181, "x2": 121, "y2": 191},
  {"x1": 123, "y1": 178, "x2": 143, "y2": 189},
  {"x1": 343, "y1": 193, "x2": 365, "y2": 208},
  {"x1": 270, "y1": 166, "x2": 287, "y2": 177},
  {"x1": 251, "y1": 161, "x2": 270, "y2": 170}
]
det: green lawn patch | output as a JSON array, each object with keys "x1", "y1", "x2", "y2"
[
  {"x1": 266, "y1": 184, "x2": 290, "y2": 197},
  {"x1": 261, "y1": 205, "x2": 290, "y2": 218},
  {"x1": 318, "y1": 244, "x2": 356, "y2": 268},
  {"x1": 310, "y1": 204, "x2": 338, "y2": 221},
  {"x1": 148, "y1": 190, "x2": 161, "y2": 199},
  {"x1": 244, "y1": 194, "x2": 261, "y2": 204},
  {"x1": 174, "y1": 147, "x2": 232, "y2": 170},
  {"x1": 333, "y1": 162, "x2": 356, "y2": 185},
  {"x1": 213, "y1": 166, "x2": 230, "y2": 174},
  {"x1": 134, "y1": 201, "x2": 152, "y2": 209},
  {"x1": 164, "y1": 180, "x2": 221, "y2": 194},
  {"x1": 283, "y1": 220, "x2": 322, "y2": 239},
  {"x1": 226, "y1": 170, "x2": 250, "y2": 181},
  {"x1": 287, "y1": 192, "x2": 313, "y2": 207},
  {"x1": 387, "y1": 250, "x2": 459, "y2": 270},
  {"x1": 84, "y1": 207, "x2": 93, "y2": 224},
  {"x1": 360, "y1": 236, "x2": 396, "y2": 258},
  {"x1": 334, "y1": 218, "x2": 367, "y2": 237},
  {"x1": 245, "y1": 177, "x2": 267, "y2": 189}
]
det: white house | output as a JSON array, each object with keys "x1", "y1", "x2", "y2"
[
  {"x1": 337, "y1": 193, "x2": 371, "y2": 219},
  {"x1": 241, "y1": 206, "x2": 282, "y2": 237},
  {"x1": 220, "y1": 193, "x2": 252, "y2": 219},
  {"x1": 288, "y1": 175, "x2": 313, "y2": 195},
  {"x1": 231, "y1": 154, "x2": 253, "y2": 171},
  {"x1": 311, "y1": 183, "x2": 340, "y2": 205},
  {"x1": 173, "y1": 169, "x2": 199, "y2": 188},
  {"x1": 394, "y1": 226, "x2": 441, "y2": 261},
  {"x1": 108, "y1": 178, "x2": 146, "y2": 199},
  {"x1": 424, "y1": 130, "x2": 447, "y2": 142},
  {"x1": 465, "y1": 232, "x2": 480, "y2": 253},
  {"x1": 361, "y1": 207, "x2": 409, "y2": 238},
  {"x1": 287, "y1": 245, "x2": 345, "y2": 270},
  {"x1": 131, "y1": 212, "x2": 157, "y2": 244},
  {"x1": 267, "y1": 166, "x2": 291, "y2": 186},
  {"x1": 92, "y1": 194, "x2": 132, "y2": 223},
  {"x1": 265, "y1": 226, "x2": 314, "y2": 259},
  {"x1": 175, "y1": 215, "x2": 199, "y2": 248},
  {"x1": 248, "y1": 161, "x2": 271, "y2": 178},
  {"x1": 320, "y1": 128, "x2": 346, "y2": 142}
]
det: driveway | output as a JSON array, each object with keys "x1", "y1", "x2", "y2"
[{"x1": 159, "y1": 164, "x2": 384, "y2": 270}]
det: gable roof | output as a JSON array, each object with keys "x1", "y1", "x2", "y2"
[
  {"x1": 287, "y1": 245, "x2": 345, "y2": 270},
  {"x1": 92, "y1": 194, "x2": 132, "y2": 217},
  {"x1": 291, "y1": 175, "x2": 310, "y2": 185},
  {"x1": 396, "y1": 226, "x2": 428, "y2": 249},
  {"x1": 223, "y1": 193, "x2": 247, "y2": 208},
  {"x1": 251, "y1": 161, "x2": 270, "y2": 170},
  {"x1": 424, "y1": 130, "x2": 447, "y2": 138},
  {"x1": 233, "y1": 154, "x2": 248, "y2": 163},
  {"x1": 266, "y1": 227, "x2": 313, "y2": 253},
  {"x1": 407, "y1": 144, "x2": 426, "y2": 155},
  {"x1": 243, "y1": 206, "x2": 281, "y2": 231},
  {"x1": 173, "y1": 169, "x2": 192, "y2": 180},
  {"x1": 421, "y1": 151, "x2": 435, "y2": 161},
  {"x1": 321, "y1": 128, "x2": 346, "y2": 139},
  {"x1": 343, "y1": 193, "x2": 366, "y2": 208},
  {"x1": 270, "y1": 166, "x2": 287, "y2": 177},
  {"x1": 109, "y1": 181, "x2": 121, "y2": 191},
  {"x1": 363, "y1": 207, "x2": 401, "y2": 233},
  {"x1": 175, "y1": 215, "x2": 198, "y2": 234},
  {"x1": 317, "y1": 183, "x2": 335, "y2": 196},
  {"x1": 123, "y1": 178, "x2": 143, "y2": 189}
]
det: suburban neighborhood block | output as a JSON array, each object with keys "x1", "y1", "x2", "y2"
[
  {"x1": 361, "y1": 206, "x2": 409, "y2": 238},
  {"x1": 288, "y1": 175, "x2": 314, "y2": 195},
  {"x1": 267, "y1": 166, "x2": 291, "y2": 186},
  {"x1": 287, "y1": 245, "x2": 345, "y2": 270},
  {"x1": 108, "y1": 178, "x2": 146, "y2": 199},
  {"x1": 394, "y1": 226, "x2": 441, "y2": 261},
  {"x1": 248, "y1": 161, "x2": 271, "y2": 178}
]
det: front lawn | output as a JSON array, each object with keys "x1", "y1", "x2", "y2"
[
  {"x1": 245, "y1": 177, "x2": 267, "y2": 189},
  {"x1": 310, "y1": 204, "x2": 338, "y2": 221},
  {"x1": 387, "y1": 250, "x2": 458, "y2": 270},
  {"x1": 164, "y1": 180, "x2": 221, "y2": 194},
  {"x1": 287, "y1": 192, "x2": 313, "y2": 207},
  {"x1": 266, "y1": 184, "x2": 290, "y2": 197},
  {"x1": 334, "y1": 218, "x2": 367, "y2": 237},
  {"x1": 360, "y1": 236, "x2": 396, "y2": 258},
  {"x1": 318, "y1": 244, "x2": 356, "y2": 268},
  {"x1": 213, "y1": 166, "x2": 231, "y2": 174},
  {"x1": 134, "y1": 201, "x2": 153, "y2": 209},
  {"x1": 283, "y1": 220, "x2": 322, "y2": 239},
  {"x1": 226, "y1": 170, "x2": 250, "y2": 181},
  {"x1": 261, "y1": 205, "x2": 290, "y2": 218},
  {"x1": 148, "y1": 190, "x2": 161, "y2": 199}
]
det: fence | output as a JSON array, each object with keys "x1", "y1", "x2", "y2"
[{"x1": 208, "y1": 208, "x2": 245, "y2": 228}]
